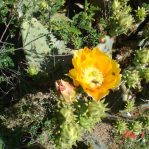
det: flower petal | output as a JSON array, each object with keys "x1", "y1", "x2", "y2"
[{"x1": 68, "y1": 47, "x2": 121, "y2": 100}]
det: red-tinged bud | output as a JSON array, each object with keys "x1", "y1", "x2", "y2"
[{"x1": 55, "y1": 80, "x2": 76, "y2": 103}]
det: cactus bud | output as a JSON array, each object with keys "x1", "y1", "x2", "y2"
[
  {"x1": 87, "y1": 100, "x2": 108, "y2": 119},
  {"x1": 55, "y1": 80, "x2": 76, "y2": 103},
  {"x1": 59, "y1": 106, "x2": 75, "y2": 123},
  {"x1": 131, "y1": 121, "x2": 143, "y2": 135},
  {"x1": 39, "y1": 1, "x2": 48, "y2": 10},
  {"x1": 116, "y1": 120, "x2": 128, "y2": 134},
  {"x1": 119, "y1": 15, "x2": 133, "y2": 29},
  {"x1": 57, "y1": 123, "x2": 81, "y2": 149},
  {"x1": 124, "y1": 100, "x2": 135, "y2": 112},
  {"x1": 123, "y1": 68, "x2": 141, "y2": 89},
  {"x1": 112, "y1": 0, "x2": 121, "y2": 11},
  {"x1": 78, "y1": 100, "x2": 108, "y2": 131},
  {"x1": 139, "y1": 68, "x2": 149, "y2": 83},
  {"x1": 135, "y1": 7, "x2": 147, "y2": 22},
  {"x1": 27, "y1": 66, "x2": 39, "y2": 76},
  {"x1": 133, "y1": 48, "x2": 149, "y2": 65}
]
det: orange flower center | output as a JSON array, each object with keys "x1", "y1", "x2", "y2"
[{"x1": 83, "y1": 67, "x2": 104, "y2": 89}]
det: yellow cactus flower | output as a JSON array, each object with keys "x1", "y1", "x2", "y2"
[{"x1": 69, "y1": 47, "x2": 121, "y2": 101}]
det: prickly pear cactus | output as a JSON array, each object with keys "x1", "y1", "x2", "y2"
[
  {"x1": 79, "y1": 100, "x2": 108, "y2": 131},
  {"x1": 21, "y1": 18, "x2": 51, "y2": 75},
  {"x1": 54, "y1": 81, "x2": 108, "y2": 149},
  {"x1": 55, "y1": 106, "x2": 82, "y2": 149},
  {"x1": 49, "y1": 34, "x2": 66, "y2": 55}
]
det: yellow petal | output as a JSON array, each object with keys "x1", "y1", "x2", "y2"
[
  {"x1": 85, "y1": 87, "x2": 109, "y2": 101},
  {"x1": 68, "y1": 47, "x2": 121, "y2": 100}
]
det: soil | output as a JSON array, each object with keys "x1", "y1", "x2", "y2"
[{"x1": 93, "y1": 122, "x2": 114, "y2": 148}]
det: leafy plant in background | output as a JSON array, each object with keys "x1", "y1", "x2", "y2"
[
  {"x1": 0, "y1": 0, "x2": 23, "y2": 97},
  {"x1": 72, "y1": 0, "x2": 100, "y2": 47},
  {"x1": 51, "y1": 0, "x2": 100, "y2": 49},
  {"x1": 51, "y1": 18, "x2": 82, "y2": 49},
  {"x1": 20, "y1": 0, "x2": 149, "y2": 76},
  {"x1": 49, "y1": 0, "x2": 65, "y2": 15},
  {"x1": 0, "y1": 46, "x2": 14, "y2": 83},
  {"x1": 0, "y1": 0, "x2": 19, "y2": 84},
  {"x1": 0, "y1": 44, "x2": 17, "y2": 100},
  {"x1": 54, "y1": 96, "x2": 108, "y2": 149}
]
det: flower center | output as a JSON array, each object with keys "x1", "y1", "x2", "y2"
[{"x1": 83, "y1": 67, "x2": 104, "y2": 88}]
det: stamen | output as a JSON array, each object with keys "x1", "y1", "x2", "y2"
[{"x1": 84, "y1": 67, "x2": 104, "y2": 88}]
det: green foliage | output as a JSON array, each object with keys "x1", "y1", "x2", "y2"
[
  {"x1": 17, "y1": 0, "x2": 40, "y2": 18},
  {"x1": 113, "y1": 95, "x2": 149, "y2": 149},
  {"x1": 143, "y1": 117, "x2": 149, "y2": 130},
  {"x1": 95, "y1": 0, "x2": 149, "y2": 37},
  {"x1": 51, "y1": 1, "x2": 100, "y2": 49},
  {"x1": 17, "y1": 0, "x2": 65, "y2": 18},
  {"x1": 0, "y1": 0, "x2": 17, "y2": 23},
  {"x1": 17, "y1": 0, "x2": 65, "y2": 30},
  {"x1": 21, "y1": 17, "x2": 67, "y2": 76},
  {"x1": 0, "y1": 46, "x2": 14, "y2": 83},
  {"x1": 114, "y1": 113, "x2": 148, "y2": 148},
  {"x1": 71, "y1": 1, "x2": 99, "y2": 47},
  {"x1": 49, "y1": 0, "x2": 65, "y2": 15},
  {"x1": 72, "y1": 1, "x2": 98, "y2": 31},
  {"x1": 55, "y1": 106, "x2": 81, "y2": 149},
  {"x1": 142, "y1": 23, "x2": 149, "y2": 39},
  {"x1": 49, "y1": 33, "x2": 66, "y2": 54},
  {"x1": 0, "y1": 1, "x2": 149, "y2": 149},
  {"x1": 0, "y1": 47, "x2": 14, "y2": 69},
  {"x1": 51, "y1": 19, "x2": 82, "y2": 49},
  {"x1": 19, "y1": 0, "x2": 68, "y2": 76}
]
